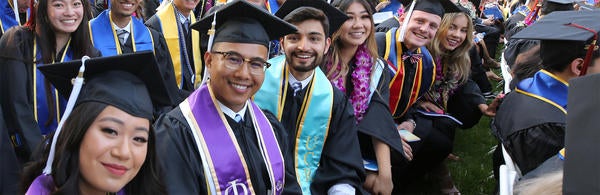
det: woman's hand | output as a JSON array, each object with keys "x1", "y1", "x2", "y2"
[
  {"x1": 400, "y1": 136, "x2": 413, "y2": 161},
  {"x1": 397, "y1": 120, "x2": 415, "y2": 133},
  {"x1": 375, "y1": 0, "x2": 391, "y2": 12},
  {"x1": 479, "y1": 93, "x2": 504, "y2": 117},
  {"x1": 418, "y1": 101, "x2": 443, "y2": 113},
  {"x1": 364, "y1": 172, "x2": 393, "y2": 195}
]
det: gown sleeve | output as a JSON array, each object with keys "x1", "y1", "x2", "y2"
[
  {"x1": 153, "y1": 108, "x2": 206, "y2": 194},
  {"x1": 447, "y1": 79, "x2": 485, "y2": 129},
  {"x1": 310, "y1": 89, "x2": 366, "y2": 195},
  {"x1": 357, "y1": 69, "x2": 405, "y2": 159},
  {"x1": 0, "y1": 108, "x2": 20, "y2": 194},
  {"x1": 0, "y1": 28, "x2": 43, "y2": 162},
  {"x1": 504, "y1": 123, "x2": 565, "y2": 175},
  {"x1": 149, "y1": 28, "x2": 184, "y2": 107}
]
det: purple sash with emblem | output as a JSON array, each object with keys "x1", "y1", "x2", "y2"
[{"x1": 182, "y1": 84, "x2": 285, "y2": 194}]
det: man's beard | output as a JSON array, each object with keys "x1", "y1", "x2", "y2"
[{"x1": 286, "y1": 53, "x2": 323, "y2": 73}]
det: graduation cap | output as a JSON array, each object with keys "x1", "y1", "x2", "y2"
[
  {"x1": 38, "y1": 51, "x2": 177, "y2": 114},
  {"x1": 563, "y1": 73, "x2": 600, "y2": 194},
  {"x1": 192, "y1": 0, "x2": 297, "y2": 49},
  {"x1": 274, "y1": 0, "x2": 349, "y2": 36},
  {"x1": 396, "y1": 0, "x2": 461, "y2": 41},
  {"x1": 399, "y1": 0, "x2": 461, "y2": 18},
  {"x1": 512, "y1": 10, "x2": 600, "y2": 75},
  {"x1": 32, "y1": 52, "x2": 170, "y2": 181}
]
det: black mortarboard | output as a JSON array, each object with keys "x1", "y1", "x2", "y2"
[
  {"x1": 192, "y1": 0, "x2": 297, "y2": 48},
  {"x1": 512, "y1": 10, "x2": 600, "y2": 74},
  {"x1": 274, "y1": 0, "x2": 349, "y2": 36},
  {"x1": 399, "y1": 0, "x2": 462, "y2": 18},
  {"x1": 38, "y1": 51, "x2": 175, "y2": 120},
  {"x1": 540, "y1": 0, "x2": 576, "y2": 15},
  {"x1": 563, "y1": 73, "x2": 600, "y2": 194}
]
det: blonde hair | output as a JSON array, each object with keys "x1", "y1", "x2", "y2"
[
  {"x1": 428, "y1": 12, "x2": 474, "y2": 84},
  {"x1": 515, "y1": 170, "x2": 563, "y2": 195},
  {"x1": 326, "y1": 0, "x2": 379, "y2": 82}
]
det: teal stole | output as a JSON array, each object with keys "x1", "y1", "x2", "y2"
[
  {"x1": 254, "y1": 55, "x2": 333, "y2": 194},
  {"x1": 516, "y1": 69, "x2": 568, "y2": 114},
  {"x1": 0, "y1": 0, "x2": 18, "y2": 33},
  {"x1": 88, "y1": 10, "x2": 154, "y2": 56},
  {"x1": 180, "y1": 83, "x2": 285, "y2": 195}
]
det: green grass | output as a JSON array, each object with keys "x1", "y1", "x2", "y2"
[
  {"x1": 447, "y1": 44, "x2": 505, "y2": 195},
  {"x1": 448, "y1": 116, "x2": 497, "y2": 195},
  {"x1": 398, "y1": 45, "x2": 505, "y2": 194}
]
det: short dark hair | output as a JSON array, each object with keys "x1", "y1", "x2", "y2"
[
  {"x1": 540, "y1": 1, "x2": 574, "y2": 16},
  {"x1": 21, "y1": 102, "x2": 166, "y2": 194},
  {"x1": 283, "y1": 7, "x2": 330, "y2": 36}
]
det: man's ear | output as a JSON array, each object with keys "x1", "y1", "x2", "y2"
[
  {"x1": 204, "y1": 52, "x2": 213, "y2": 70},
  {"x1": 571, "y1": 58, "x2": 584, "y2": 76},
  {"x1": 279, "y1": 37, "x2": 285, "y2": 52},
  {"x1": 399, "y1": 12, "x2": 406, "y2": 23},
  {"x1": 324, "y1": 37, "x2": 332, "y2": 55}
]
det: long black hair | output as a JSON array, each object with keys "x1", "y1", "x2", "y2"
[
  {"x1": 25, "y1": 0, "x2": 96, "y2": 64},
  {"x1": 21, "y1": 102, "x2": 166, "y2": 194}
]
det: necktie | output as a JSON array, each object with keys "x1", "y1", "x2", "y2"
[
  {"x1": 291, "y1": 82, "x2": 302, "y2": 96},
  {"x1": 116, "y1": 29, "x2": 128, "y2": 46},
  {"x1": 183, "y1": 19, "x2": 190, "y2": 35},
  {"x1": 402, "y1": 52, "x2": 423, "y2": 64},
  {"x1": 234, "y1": 114, "x2": 243, "y2": 123}
]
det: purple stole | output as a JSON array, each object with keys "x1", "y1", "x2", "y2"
[
  {"x1": 26, "y1": 174, "x2": 125, "y2": 194},
  {"x1": 179, "y1": 84, "x2": 285, "y2": 194}
]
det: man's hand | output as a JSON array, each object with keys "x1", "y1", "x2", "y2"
[{"x1": 364, "y1": 172, "x2": 393, "y2": 195}]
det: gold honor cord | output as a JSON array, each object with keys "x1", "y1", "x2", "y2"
[{"x1": 32, "y1": 37, "x2": 71, "y2": 122}]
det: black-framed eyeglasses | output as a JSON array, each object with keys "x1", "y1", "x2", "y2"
[{"x1": 211, "y1": 51, "x2": 271, "y2": 75}]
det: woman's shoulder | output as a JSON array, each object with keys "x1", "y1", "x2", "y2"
[
  {"x1": 0, "y1": 27, "x2": 34, "y2": 59},
  {"x1": 1, "y1": 26, "x2": 33, "y2": 43}
]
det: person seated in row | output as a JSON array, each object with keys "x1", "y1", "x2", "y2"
[
  {"x1": 153, "y1": 1, "x2": 302, "y2": 194},
  {"x1": 493, "y1": 10, "x2": 600, "y2": 177},
  {"x1": 254, "y1": 0, "x2": 365, "y2": 193},
  {"x1": 22, "y1": 52, "x2": 171, "y2": 194}
]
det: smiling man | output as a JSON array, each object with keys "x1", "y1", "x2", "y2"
[
  {"x1": 253, "y1": 0, "x2": 365, "y2": 194},
  {"x1": 153, "y1": 1, "x2": 302, "y2": 194},
  {"x1": 375, "y1": 0, "x2": 460, "y2": 126},
  {"x1": 373, "y1": 0, "x2": 460, "y2": 192},
  {"x1": 89, "y1": 0, "x2": 181, "y2": 116}
]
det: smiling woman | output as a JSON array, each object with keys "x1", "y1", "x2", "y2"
[
  {"x1": 20, "y1": 53, "x2": 170, "y2": 194},
  {"x1": 0, "y1": 0, "x2": 97, "y2": 186}
]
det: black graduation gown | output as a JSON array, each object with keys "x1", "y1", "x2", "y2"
[
  {"x1": 0, "y1": 108, "x2": 19, "y2": 194},
  {"x1": 447, "y1": 79, "x2": 486, "y2": 129},
  {"x1": 119, "y1": 27, "x2": 183, "y2": 113},
  {"x1": 342, "y1": 64, "x2": 405, "y2": 163},
  {"x1": 281, "y1": 82, "x2": 365, "y2": 194},
  {"x1": 154, "y1": 107, "x2": 302, "y2": 195},
  {"x1": 503, "y1": 12, "x2": 526, "y2": 41},
  {"x1": 374, "y1": 17, "x2": 399, "y2": 33},
  {"x1": 0, "y1": 27, "x2": 49, "y2": 164},
  {"x1": 0, "y1": 27, "x2": 98, "y2": 193},
  {"x1": 145, "y1": 15, "x2": 199, "y2": 96},
  {"x1": 492, "y1": 91, "x2": 565, "y2": 175}
]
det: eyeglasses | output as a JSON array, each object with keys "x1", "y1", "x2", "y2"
[{"x1": 211, "y1": 51, "x2": 271, "y2": 75}]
